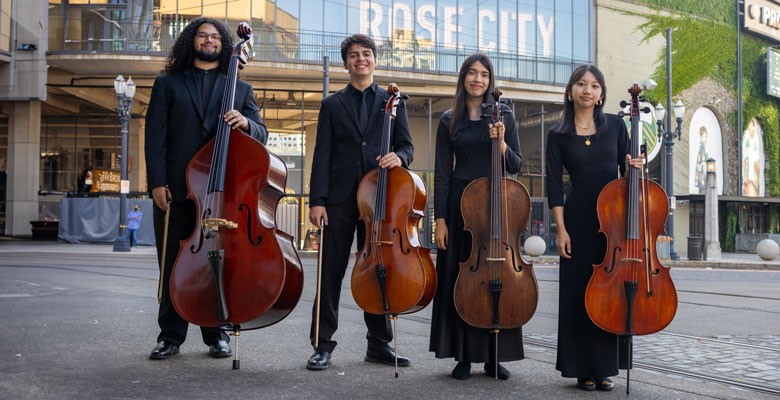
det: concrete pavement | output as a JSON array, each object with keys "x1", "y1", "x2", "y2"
[{"x1": 1, "y1": 240, "x2": 779, "y2": 399}]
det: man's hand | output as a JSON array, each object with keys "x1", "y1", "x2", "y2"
[
  {"x1": 224, "y1": 110, "x2": 249, "y2": 132},
  {"x1": 152, "y1": 186, "x2": 171, "y2": 211},
  {"x1": 310, "y1": 206, "x2": 327, "y2": 229},
  {"x1": 377, "y1": 152, "x2": 403, "y2": 169}
]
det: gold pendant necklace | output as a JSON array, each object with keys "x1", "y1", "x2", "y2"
[{"x1": 575, "y1": 120, "x2": 594, "y2": 146}]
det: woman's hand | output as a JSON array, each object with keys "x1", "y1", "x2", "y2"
[
  {"x1": 435, "y1": 218, "x2": 449, "y2": 250},
  {"x1": 626, "y1": 154, "x2": 645, "y2": 170},
  {"x1": 489, "y1": 122, "x2": 507, "y2": 154},
  {"x1": 557, "y1": 229, "x2": 572, "y2": 259}
]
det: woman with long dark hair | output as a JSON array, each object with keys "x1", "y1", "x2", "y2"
[
  {"x1": 429, "y1": 53, "x2": 524, "y2": 380},
  {"x1": 545, "y1": 64, "x2": 641, "y2": 391}
]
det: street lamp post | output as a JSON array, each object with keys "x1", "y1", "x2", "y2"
[
  {"x1": 112, "y1": 75, "x2": 136, "y2": 252},
  {"x1": 663, "y1": 99, "x2": 686, "y2": 260},
  {"x1": 655, "y1": 99, "x2": 685, "y2": 260},
  {"x1": 704, "y1": 158, "x2": 722, "y2": 260}
]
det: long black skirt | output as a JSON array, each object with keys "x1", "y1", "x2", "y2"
[{"x1": 429, "y1": 177, "x2": 525, "y2": 363}]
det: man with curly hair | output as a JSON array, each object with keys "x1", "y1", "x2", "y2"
[{"x1": 145, "y1": 17, "x2": 267, "y2": 360}]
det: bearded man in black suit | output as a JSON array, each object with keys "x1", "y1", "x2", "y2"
[
  {"x1": 144, "y1": 17, "x2": 267, "y2": 360},
  {"x1": 306, "y1": 33, "x2": 414, "y2": 370}
]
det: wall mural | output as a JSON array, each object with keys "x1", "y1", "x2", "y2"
[
  {"x1": 742, "y1": 118, "x2": 765, "y2": 197},
  {"x1": 688, "y1": 107, "x2": 723, "y2": 195}
]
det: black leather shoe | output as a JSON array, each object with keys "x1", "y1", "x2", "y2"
[
  {"x1": 149, "y1": 341, "x2": 179, "y2": 360},
  {"x1": 306, "y1": 350, "x2": 331, "y2": 370},
  {"x1": 365, "y1": 345, "x2": 410, "y2": 367},
  {"x1": 451, "y1": 361, "x2": 471, "y2": 380},
  {"x1": 484, "y1": 362, "x2": 510, "y2": 380},
  {"x1": 208, "y1": 340, "x2": 231, "y2": 358}
]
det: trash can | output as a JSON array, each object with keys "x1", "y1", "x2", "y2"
[{"x1": 687, "y1": 236, "x2": 703, "y2": 260}]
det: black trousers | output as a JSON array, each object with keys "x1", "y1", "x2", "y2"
[
  {"x1": 309, "y1": 192, "x2": 392, "y2": 353},
  {"x1": 153, "y1": 200, "x2": 228, "y2": 347}
]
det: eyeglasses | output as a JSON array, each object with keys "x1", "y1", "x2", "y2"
[{"x1": 195, "y1": 32, "x2": 222, "y2": 41}]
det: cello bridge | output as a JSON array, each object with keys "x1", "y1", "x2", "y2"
[
  {"x1": 371, "y1": 240, "x2": 394, "y2": 245},
  {"x1": 202, "y1": 218, "x2": 238, "y2": 232},
  {"x1": 620, "y1": 257, "x2": 643, "y2": 263},
  {"x1": 485, "y1": 257, "x2": 506, "y2": 262}
]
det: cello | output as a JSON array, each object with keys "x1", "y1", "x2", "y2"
[
  {"x1": 586, "y1": 83, "x2": 678, "y2": 393},
  {"x1": 453, "y1": 88, "x2": 538, "y2": 375},
  {"x1": 350, "y1": 83, "x2": 436, "y2": 377},
  {"x1": 168, "y1": 22, "x2": 303, "y2": 369}
]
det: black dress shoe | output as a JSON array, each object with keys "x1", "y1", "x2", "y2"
[
  {"x1": 484, "y1": 362, "x2": 510, "y2": 380},
  {"x1": 365, "y1": 345, "x2": 410, "y2": 367},
  {"x1": 306, "y1": 350, "x2": 332, "y2": 370},
  {"x1": 149, "y1": 341, "x2": 179, "y2": 360},
  {"x1": 208, "y1": 340, "x2": 231, "y2": 358},
  {"x1": 451, "y1": 361, "x2": 471, "y2": 380}
]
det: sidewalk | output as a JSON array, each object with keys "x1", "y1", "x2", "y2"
[{"x1": 2, "y1": 238, "x2": 779, "y2": 270}]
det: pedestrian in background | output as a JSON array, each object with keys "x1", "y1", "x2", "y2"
[{"x1": 127, "y1": 204, "x2": 143, "y2": 247}]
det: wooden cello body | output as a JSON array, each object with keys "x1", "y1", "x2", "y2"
[
  {"x1": 168, "y1": 23, "x2": 303, "y2": 331},
  {"x1": 453, "y1": 88, "x2": 538, "y2": 330},
  {"x1": 350, "y1": 84, "x2": 436, "y2": 317},
  {"x1": 585, "y1": 83, "x2": 678, "y2": 336}
]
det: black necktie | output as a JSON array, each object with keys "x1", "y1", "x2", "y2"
[{"x1": 359, "y1": 90, "x2": 368, "y2": 132}]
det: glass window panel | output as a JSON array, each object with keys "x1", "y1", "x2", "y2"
[
  {"x1": 299, "y1": 0, "x2": 322, "y2": 33},
  {"x1": 554, "y1": 0, "x2": 572, "y2": 60},
  {"x1": 124, "y1": 0, "x2": 156, "y2": 51},
  {"x1": 536, "y1": 0, "x2": 554, "y2": 59},
  {"x1": 518, "y1": 0, "x2": 536, "y2": 58},
  {"x1": 572, "y1": 0, "x2": 590, "y2": 62},
  {"x1": 276, "y1": 0, "x2": 300, "y2": 32},
  {"x1": 323, "y1": 0, "x2": 347, "y2": 35}
]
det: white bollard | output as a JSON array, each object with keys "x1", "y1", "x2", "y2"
[{"x1": 756, "y1": 239, "x2": 780, "y2": 261}]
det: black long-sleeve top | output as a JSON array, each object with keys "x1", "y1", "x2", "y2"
[{"x1": 434, "y1": 106, "x2": 523, "y2": 220}]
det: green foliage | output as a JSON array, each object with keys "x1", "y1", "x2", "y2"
[
  {"x1": 634, "y1": 2, "x2": 780, "y2": 197},
  {"x1": 723, "y1": 205, "x2": 738, "y2": 252},
  {"x1": 632, "y1": 0, "x2": 736, "y2": 24},
  {"x1": 769, "y1": 206, "x2": 780, "y2": 234}
]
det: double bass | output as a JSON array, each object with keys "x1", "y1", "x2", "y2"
[
  {"x1": 350, "y1": 83, "x2": 436, "y2": 376},
  {"x1": 168, "y1": 22, "x2": 303, "y2": 369},
  {"x1": 453, "y1": 88, "x2": 538, "y2": 375},
  {"x1": 586, "y1": 83, "x2": 678, "y2": 393}
]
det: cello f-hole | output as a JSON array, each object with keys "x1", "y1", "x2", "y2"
[
  {"x1": 392, "y1": 228, "x2": 411, "y2": 254},
  {"x1": 239, "y1": 203, "x2": 263, "y2": 246},
  {"x1": 604, "y1": 246, "x2": 620, "y2": 273}
]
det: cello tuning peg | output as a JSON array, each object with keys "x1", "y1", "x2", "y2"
[
  {"x1": 619, "y1": 100, "x2": 628, "y2": 108},
  {"x1": 642, "y1": 106, "x2": 652, "y2": 114},
  {"x1": 617, "y1": 111, "x2": 626, "y2": 118}
]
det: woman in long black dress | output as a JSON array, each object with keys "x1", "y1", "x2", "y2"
[
  {"x1": 429, "y1": 53, "x2": 524, "y2": 380},
  {"x1": 545, "y1": 64, "x2": 642, "y2": 391}
]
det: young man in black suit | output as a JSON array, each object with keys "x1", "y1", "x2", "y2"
[
  {"x1": 306, "y1": 33, "x2": 414, "y2": 370},
  {"x1": 144, "y1": 17, "x2": 268, "y2": 360}
]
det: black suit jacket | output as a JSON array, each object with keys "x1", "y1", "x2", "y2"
[
  {"x1": 145, "y1": 67, "x2": 267, "y2": 202},
  {"x1": 309, "y1": 84, "x2": 414, "y2": 207}
]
